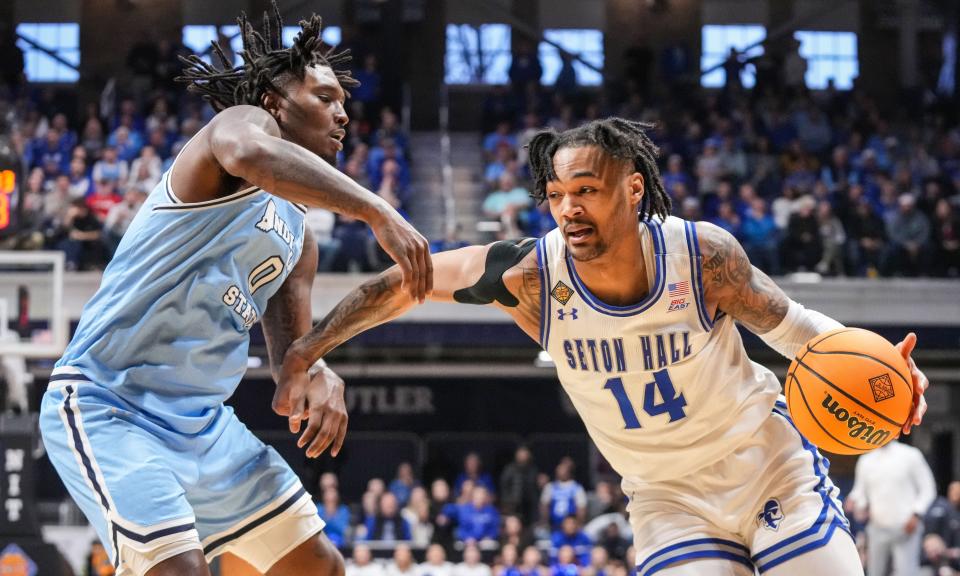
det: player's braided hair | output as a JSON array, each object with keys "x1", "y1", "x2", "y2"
[
  {"x1": 176, "y1": 0, "x2": 358, "y2": 112},
  {"x1": 526, "y1": 118, "x2": 671, "y2": 222}
]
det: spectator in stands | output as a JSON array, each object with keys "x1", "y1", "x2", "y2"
[
  {"x1": 781, "y1": 195, "x2": 822, "y2": 272},
  {"x1": 740, "y1": 198, "x2": 780, "y2": 275},
  {"x1": 374, "y1": 108, "x2": 408, "y2": 151},
  {"x1": 485, "y1": 143, "x2": 518, "y2": 188},
  {"x1": 505, "y1": 545, "x2": 546, "y2": 576},
  {"x1": 500, "y1": 445, "x2": 540, "y2": 525},
  {"x1": 586, "y1": 481, "x2": 618, "y2": 520},
  {"x1": 86, "y1": 540, "x2": 115, "y2": 576},
  {"x1": 923, "y1": 480, "x2": 960, "y2": 573},
  {"x1": 456, "y1": 453, "x2": 496, "y2": 496},
  {"x1": 87, "y1": 179, "x2": 122, "y2": 222},
  {"x1": 551, "y1": 515, "x2": 592, "y2": 567},
  {"x1": 541, "y1": 458, "x2": 586, "y2": 529},
  {"x1": 57, "y1": 198, "x2": 103, "y2": 271},
  {"x1": 844, "y1": 197, "x2": 886, "y2": 277},
  {"x1": 500, "y1": 514, "x2": 534, "y2": 551},
  {"x1": 317, "y1": 487, "x2": 351, "y2": 548},
  {"x1": 103, "y1": 190, "x2": 145, "y2": 258},
  {"x1": 419, "y1": 544, "x2": 455, "y2": 576},
  {"x1": 695, "y1": 138, "x2": 723, "y2": 197},
  {"x1": 710, "y1": 201, "x2": 741, "y2": 237},
  {"x1": 348, "y1": 545, "x2": 386, "y2": 576},
  {"x1": 597, "y1": 522, "x2": 629, "y2": 562},
  {"x1": 484, "y1": 121, "x2": 519, "y2": 161},
  {"x1": 390, "y1": 462, "x2": 420, "y2": 506},
  {"x1": 92, "y1": 146, "x2": 129, "y2": 187},
  {"x1": 403, "y1": 486, "x2": 434, "y2": 546},
  {"x1": 662, "y1": 154, "x2": 694, "y2": 198},
  {"x1": 816, "y1": 201, "x2": 846, "y2": 276},
  {"x1": 109, "y1": 125, "x2": 142, "y2": 163},
  {"x1": 586, "y1": 547, "x2": 609, "y2": 576},
  {"x1": 882, "y1": 194, "x2": 932, "y2": 276},
  {"x1": 551, "y1": 546, "x2": 579, "y2": 576},
  {"x1": 456, "y1": 543, "x2": 493, "y2": 576},
  {"x1": 430, "y1": 478, "x2": 457, "y2": 552},
  {"x1": 782, "y1": 38, "x2": 808, "y2": 94},
  {"x1": 388, "y1": 545, "x2": 419, "y2": 576},
  {"x1": 932, "y1": 199, "x2": 960, "y2": 277},
  {"x1": 456, "y1": 485, "x2": 500, "y2": 543},
  {"x1": 127, "y1": 145, "x2": 161, "y2": 191},
  {"x1": 31, "y1": 127, "x2": 69, "y2": 180},
  {"x1": 81, "y1": 117, "x2": 106, "y2": 160},
  {"x1": 364, "y1": 491, "x2": 412, "y2": 543},
  {"x1": 332, "y1": 215, "x2": 377, "y2": 272},
  {"x1": 718, "y1": 136, "x2": 747, "y2": 182},
  {"x1": 67, "y1": 157, "x2": 91, "y2": 199},
  {"x1": 368, "y1": 137, "x2": 410, "y2": 191},
  {"x1": 352, "y1": 54, "x2": 382, "y2": 115},
  {"x1": 494, "y1": 544, "x2": 520, "y2": 576},
  {"x1": 483, "y1": 172, "x2": 532, "y2": 237}
]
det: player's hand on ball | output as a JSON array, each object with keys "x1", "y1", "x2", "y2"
[
  {"x1": 895, "y1": 332, "x2": 929, "y2": 435},
  {"x1": 275, "y1": 360, "x2": 348, "y2": 458},
  {"x1": 369, "y1": 208, "x2": 433, "y2": 303}
]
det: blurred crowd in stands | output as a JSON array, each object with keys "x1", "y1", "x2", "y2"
[
  {"x1": 0, "y1": 36, "x2": 408, "y2": 272},
  {"x1": 2, "y1": 32, "x2": 959, "y2": 278},
  {"x1": 478, "y1": 42, "x2": 960, "y2": 278}
]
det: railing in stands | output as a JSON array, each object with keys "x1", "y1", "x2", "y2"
[{"x1": 439, "y1": 83, "x2": 457, "y2": 237}]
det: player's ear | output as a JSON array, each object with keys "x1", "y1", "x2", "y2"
[
  {"x1": 261, "y1": 90, "x2": 283, "y2": 123},
  {"x1": 628, "y1": 172, "x2": 645, "y2": 208}
]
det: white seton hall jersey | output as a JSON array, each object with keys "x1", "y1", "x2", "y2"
[
  {"x1": 536, "y1": 216, "x2": 780, "y2": 482},
  {"x1": 54, "y1": 169, "x2": 305, "y2": 433}
]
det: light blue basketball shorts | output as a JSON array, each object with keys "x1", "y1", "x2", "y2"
[{"x1": 39, "y1": 371, "x2": 325, "y2": 575}]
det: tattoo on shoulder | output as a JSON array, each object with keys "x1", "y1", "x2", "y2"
[{"x1": 698, "y1": 224, "x2": 788, "y2": 333}]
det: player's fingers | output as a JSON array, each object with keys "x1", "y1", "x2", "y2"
[
  {"x1": 298, "y1": 411, "x2": 323, "y2": 450},
  {"x1": 416, "y1": 243, "x2": 427, "y2": 303},
  {"x1": 397, "y1": 252, "x2": 414, "y2": 299},
  {"x1": 896, "y1": 332, "x2": 917, "y2": 359},
  {"x1": 332, "y1": 416, "x2": 348, "y2": 457},
  {"x1": 915, "y1": 394, "x2": 928, "y2": 425},
  {"x1": 308, "y1": 412, "x2": 340, "y2": 458},
  {"x1": 288, "y1": 390, "x2": 307, "y2": 434}
]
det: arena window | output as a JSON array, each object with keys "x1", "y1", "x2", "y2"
[
  {"x1": 700, "y1": 24, "x2": 766, "y2": 88},
  {"x1": 183, "y1": 25, "x2": 341, "y2": 66},
  {"x1": 444, "y1": 23, "x2": 512, "y2": 85},
  {"x1": 538, "y1": 29, "x2": 604, "y2": 86},
  {"x1": 15, "y1": 23, "x2": 80, "y2": 83},
  {"x1": 794, "y1": 31, "x2": 859, "y2": 89}
]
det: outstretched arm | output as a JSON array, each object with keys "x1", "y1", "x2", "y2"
[
  {"x1": 184, "y1": 105, "x2": 431, "y2": 301},
  {"x1": 696, "y1": 222, "x2": 928, "y2": 433}
]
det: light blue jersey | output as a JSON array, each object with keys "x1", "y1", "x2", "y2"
[
  {"x1": 55, "y1": 169, "x2": 306, "y2": 432},
  {"x1": 41, "y1": 166, "x2": 324, "y2": 573}
]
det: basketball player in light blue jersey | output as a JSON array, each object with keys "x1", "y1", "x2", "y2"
[
  {"x1": 279, "y1": 118, "x2": 930, "y2": 575},
  {"x1": 39, "y1": 7, "x2": 431, "y2": 576}
]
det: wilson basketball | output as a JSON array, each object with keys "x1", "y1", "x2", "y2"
[{"x1": 785, "y1": 328, "x2": 913, "y2": 455}]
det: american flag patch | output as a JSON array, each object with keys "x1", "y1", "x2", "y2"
[{"x1": 668, "y1": 281, "x2": 690, "y2": 297}]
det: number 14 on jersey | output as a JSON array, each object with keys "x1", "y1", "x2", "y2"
[{"x1": 603, "y1": 370, "x2": 687, "y2": 429}]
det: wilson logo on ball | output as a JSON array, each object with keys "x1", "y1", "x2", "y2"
[
  {"x1": 821, "y1": 393, "x2": 892, "y2": 446},
  {"x1": 868, "y1": 374, "x2": 896, "y2": 403}
]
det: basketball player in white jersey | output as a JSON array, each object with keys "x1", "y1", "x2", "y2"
[{"x1": 281, "y1": 118, "x2": 929, "y2": 575}]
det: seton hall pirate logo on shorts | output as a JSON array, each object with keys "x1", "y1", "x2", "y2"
[
  {"x1": 551, "y1": 281, "x2": 574, "y2": 305},
  {"x1": 869, "y1": 373, "x2": 896, "y2": 403},
  {"x1": 757, "y1": 498, "x2": 785, "y2": 531}
]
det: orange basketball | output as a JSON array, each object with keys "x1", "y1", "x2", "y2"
[{"x1": 785, "y1": 328, "x2": 913, "y2": 455}]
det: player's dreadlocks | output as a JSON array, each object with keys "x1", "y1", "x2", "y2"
[
  {"x1": 176, "y1": 0, "x2": 358, "y2": 112},
  {"x1": 526, "y1": 118, "x2": 671, "y2": 222}
]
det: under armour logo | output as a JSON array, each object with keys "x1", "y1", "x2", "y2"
[{"x1": 557, "y1": 308, "x2": 579, "y2": 321}]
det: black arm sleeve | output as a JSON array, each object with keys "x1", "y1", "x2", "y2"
[{"x1": 453, "y1": 238, "x2": 537, "y2": 307}]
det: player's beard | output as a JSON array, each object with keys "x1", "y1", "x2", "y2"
[{"x1": 567, "y1": 235, "x2": 608, "y2": 261}]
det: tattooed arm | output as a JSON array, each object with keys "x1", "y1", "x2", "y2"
[
  {"x1": 696, "y1": 222, "x2": 789, "y2": 334},
  {"x1": 281, "y1": 242, "x2": 543, "y2": 374}
]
